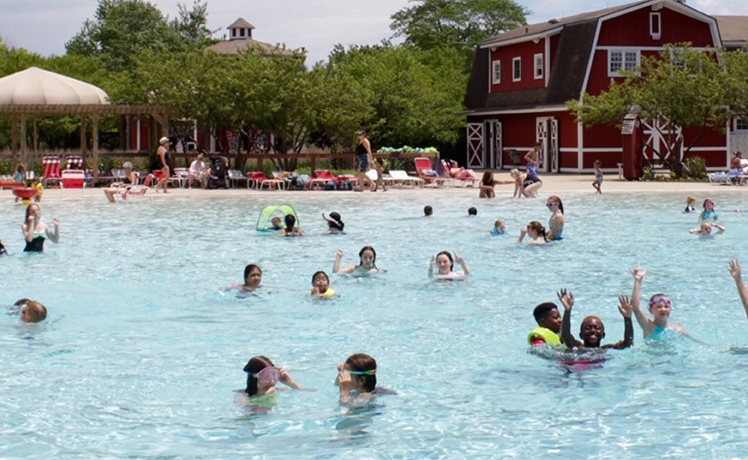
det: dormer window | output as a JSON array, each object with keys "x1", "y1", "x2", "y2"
[
  {"x1": 650, "y1": 12, "x2": 661, "y2": 40},
  {"x1": 534, "y1": 54, "x2": 543, "y2": 80},
  {"x1": 232, "y1": 29, "x2": 236, "y2": 38},
  {"x1": 492, "y1": 60, "x2": 501, "y2": 84},
  {"x1": 512, "y1": 57, "x2": 521, "y2": 82}
]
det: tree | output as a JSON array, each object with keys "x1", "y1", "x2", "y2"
[
  {"x1": 172, "y1": 0, "x2": 215, "y2": 48},
  {"x1": 390, "y1": 0, "x2": 528, "y2": 54},
  {"x1": 568, "y1": 45, "x2": 734, "y2": 178}
]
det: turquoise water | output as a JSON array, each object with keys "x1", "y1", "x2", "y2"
[{"x1": 2, "y1": 190, "x2": 748, "y2": 459}]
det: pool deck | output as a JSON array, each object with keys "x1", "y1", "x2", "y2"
[{"x1": 4, "y1": 172, "x2": 743, "y2": 199}]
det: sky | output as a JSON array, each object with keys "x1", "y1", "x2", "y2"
[{"x1": 0, "y1": 0, "x2": 746, "y2": 66}]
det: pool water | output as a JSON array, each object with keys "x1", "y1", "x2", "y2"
[{"x1": 2, "y1": 190, "x2": 748, "y2": 459}]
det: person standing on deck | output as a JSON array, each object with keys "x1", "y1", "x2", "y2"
[{"x1": 354, "y1": 130, "x2": 373, "y2": 192}]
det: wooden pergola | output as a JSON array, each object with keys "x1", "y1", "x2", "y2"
[{"x1": 0, "y1": 104, "x2": 173, "y2": 184}]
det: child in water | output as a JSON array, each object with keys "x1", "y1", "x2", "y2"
[
  {"x1": 280, "y1": 214, "x2": 304, "y2": 236},
  {"x1": 0, "y1": 238, "x2": 7, "y2": 255},
  {"x1": 13, "y1": 298, "x2": 47, "y2": 323},
  {"x1": 467, "y1": 207, "x2": 477, "y2": 217},
  {"x1": 690, "y1": 222, "x2": 725, "y2": 235},
  {"x1": 490, "y1": 220, "x2": 506, "y2": 236},
  {"x1": 428, "y1": 251, "x2": 472, "y2": 279},
  {"x1": 310, "y1": 271, "x2": 335, "y2": 298},
  {"x1": 371, "y1": 159, "x2": 387, "y2": 192},
  {"x1": 424, "y1": 206, "x2": 433, "y2": 217},
  {"x1": 241, "y1": 264, "x2": 262, "y2": 291},
  {"x1": 558, "y1": 289, "x2": 633, "y2": 350},
  {"x1": 269, "y1": 216, "x2": 283, "y2": 231},
  {"x1": 528, "y1": 302, "x2": 563, "y2": 345},
  {"x1": 592, "y1": 160, "x2": 603, "y2": 194},
  {"x1": 322, "y1": 212, "x2": 345, "y2": 234},
  {"x1": 684, "y1": 196, "x2": 696, "y2": 213},
  {"x1": 516, "y1": 221, "x2": 547, "y2": 246},
  {"x1": 333, "y1": 246, "x2": 383, "y2": 274},
  {"x1": 335, "y1": 353, "x2": 395, "y2": 407},
  {"x1": 629, "y1": 266, "x2": 693, "y2": 341},
  {"x1": 241, "y1": 356, "x2": 302, "y2": 398},
  {"x1": 699, "y1": 199, "x2": 718, "y2": 223}
]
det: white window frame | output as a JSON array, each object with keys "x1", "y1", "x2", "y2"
[
  {"x1": 512, "y1": 57, "x2": 521, "y2": 82},
  {"x1": 735, "y1": 118, "x2": 748, "y2": 131},
  {"x1": 650, "y1": 12, "x2": 661, "y2": 40},
  {"x1": 492, "y1": 60, "x2": 501, "y2": 84},
  {"x1": 608, "y1": 49, "x2": 640, "y2": 77},
  {"x1": 533, "y1": 53, "x2": 543, "y2": 80}
]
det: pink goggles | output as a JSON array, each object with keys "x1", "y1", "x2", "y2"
[
  {"x1": 649, "y1": 295, "x2": 672, "y2": 308},
  {"x1": 250, "y1": 367, "x2": 281, "y2": 386}
]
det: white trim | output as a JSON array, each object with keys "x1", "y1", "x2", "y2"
[
  {"x1": 596, "y1": 45, "x2": 710, "y2": 51},
  {"x1": 726, "y1": 119, "x2": 732, "y2": 165},
  {"x1": 688, "y1": 147, "x2": 728, "y2": 152},
  {"x1": 479, "y1": 27, "x2": 563, "y2": 49},
  {"x1": 534, "y1": 53, "x2": 544, "y2": 80},
  {"x1": 468, "y1": 106, "x2": 569, "y2": 116},
  {"x1": 512, "y1": 57, "x2": 522, "y2": 82},
  {"x1": 487, "y1": 50, "x2": 492, "y2": 93},
  {"x1": 503, "y1": 146, "x2": 533, "y2": 151},
  {"x1": 136, "y1": 118, "x2": 141, "y2": 151},
  {"x1": 650, "y1": 12, "x2": 661, "y2": 40},
  {"x1": 577, "y1": 122, "x2": 584, "y2": 169},
  {"x1": 559, "y1": 147, "x2": 623, "y2": 153},
  {"x1": 607, "y1": 49, "x2": 640, "y2": 77},
  {"x1": 544, "y1": 36, "x2": 551, "y2": 86},
  {"x1": 492, "y1": 60, "x2": 501, "y2": 85}
]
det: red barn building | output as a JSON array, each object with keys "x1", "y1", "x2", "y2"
[{"x1": 463, "y1": 0, "x2": 748, "y2": 174}]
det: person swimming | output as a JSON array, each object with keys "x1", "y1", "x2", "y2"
[
  {"x1": 310, "y1": 271, "x2": 335, "y2": 298},
  {"x1": 21, "y1": 203, "x2": 59, "y2": 252},
  {"x1": 13, "y1": 298, "x2": 47, "y2": 323},
  {"x1": 323, "y1": 212, "x2": 345, "y2": 234},
  {"x1": 428, "y1": 251, "x2": 471, "y2": 279},
  {"x1": 490, "y1": 220, "x2": 506, "y2": 236},
  {"x1": 335, "y1": 353, "x2": 395, "y2": 408},
  {"x1": 280, "y1": 214, "x2": 304, "y2": 237},
  {"x1": 333, "y1": 246, "x2": 383, "y2": 274}
]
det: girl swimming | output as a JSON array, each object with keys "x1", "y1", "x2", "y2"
[
  {"x1": 310, "y1": 271, "x2": 335, "y2": 298},
  {"x1": 698, "y1": 199, "x2": 718, "y2": 223},
  {"x1": 322, "y1": 212, "x2": 345, "y2": 234},
  {"x1": 629, "y1": 266, "x2": 693, "y2": 341},
  {"x1": 428, "y1": 251, "x2": 472, "y2": 279},
  {"x1": 333, "y1": 246, "x2": 383, "y2": 274},
  {"x1": 242, "y1": 356, "x2": 301, "y2": 398},
  {"x1": 517, "y1": 221, "x2": 547, "y2": 246},
  {"x1": 546, "y1": 196, "x2": 565, "y2": 241},
  {"x1": 479, "y1": 171, "x2": 495, "y2": 198},
  {"x1": 241, "y1": 264, "x2": 262, "y2": 291},
  {"x1": 280, "y1": 214, "x2": 304, "y2": 237},
  {"x1": 21, "y1": 203, "x2": 60, "y2": 252},
  {"x1": 491, "y1": 220, "x2": 506, "y2": 236},
  {"x1": 335, "y1": 353, "x2": 394, "y2": 407}
]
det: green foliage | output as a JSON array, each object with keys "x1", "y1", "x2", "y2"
[
  {"x1": 390, "y1": 0, "x2": 528, "y2": 53},
  {"x1": 682, "y1": 156, "x2": 706, "y2": 179}
]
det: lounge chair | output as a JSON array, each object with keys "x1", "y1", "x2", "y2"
[
  {"x1": 709, "y1": 172, "x2": 732, "y2": 185},
  {"x1": 441, "y1": 159, "x2": 477, "y2": 187},
  {"x1": 42, "y1": 156, "x2": 61, "y2": 187},
  {"x1": 228, "y1": 169, "x2": 249, "y2": 188},
  {"x1": 309, "y1": 170, "x2": 338, "y2": 190},
  {"x1": 171, "y1": 168, "x2": 189, "y2": 188},
  {"x1": 386, "y1": 170, "x2": 423, "y2": 188},
  {"x1": 61, "y1": 170, "x2": 86, "y2": 190},
  {"x1": 414, "y1": 157, "x2": 448, "y2": 187}
]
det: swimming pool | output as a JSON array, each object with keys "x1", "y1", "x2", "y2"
[{"x1": 2, "y1": 189, "x2": 748, "y2": 459}]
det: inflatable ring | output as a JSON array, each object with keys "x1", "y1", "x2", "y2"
[
  {"x1": 528, "y1": 327, "x2": 561, "y2": 345},
  {"x1": 309, "y1": 288, "x2": 335, "y2": 298}
]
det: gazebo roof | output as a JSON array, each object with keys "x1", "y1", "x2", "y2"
[{"x1": 0, "y1": 67, "x2": 109, "y2": 105}]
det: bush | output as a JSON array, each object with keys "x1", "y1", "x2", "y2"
[{"x1": 683, "y1": 157, "x2": 707, "y2": 180}]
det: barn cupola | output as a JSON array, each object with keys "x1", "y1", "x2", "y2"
[{"x1": 228, "y1": 18, "x2": 255, "y2": 40}]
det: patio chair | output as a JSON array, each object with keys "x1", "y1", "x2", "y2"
[
  {"x1": 246, "y1": 171, "x2": 266, "y2": 189},
  {"x1": 61, "y1": 170, "x2": 86, "y2": 190},
  {"x1": 414, "y1": 157, "x2": 447, "y2": 187},
  {"x1": 170, "y1": 168, "x2": 189, "y2": 188},
  {"x1": 386, "y1": 170, "x2": 424, "y2": 188},
  {"x1": 65, "y1": 155, "x2": 84, "y2": 171},
  {"x1": 708, "y1": 172, "x2": 732, "y2": 185},
  {"x1": 309, "y1": 170, "x2": 337, "y2": 190},
  {"x1": 228, "y1": 169, "x2": 249, "y2": 188},
  {"x1": 42, "y1": 156, "x2": 61, "y2": 187},
  {"x1": 440, "y1": 159, "x2": 478, "y2": 187}
]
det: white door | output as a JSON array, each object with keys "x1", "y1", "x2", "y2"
[
  {"x1": 550, "y1": 118, "x2": 559, "y2": 173},
  {"x1": 494, "y1": 121, "x2": 503, "y2": 169},
  {"x1": 467, "y1": 123, "x2": 484, "y2": 168}
]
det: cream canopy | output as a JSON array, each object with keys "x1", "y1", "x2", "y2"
[{"x1": 0, "y1": 67, "x2": 109, "y2": 105}]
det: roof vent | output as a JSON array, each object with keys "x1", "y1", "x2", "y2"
[
  {"x1": 548, "y1": 19, "x2": 559, "y2": 24},
  {"x1": 525, "y1": 26, "x2": 529, "y2": 33}
]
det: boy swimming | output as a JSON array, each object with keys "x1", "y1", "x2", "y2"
[
  {"x1": 528, "y1": 301, "x2": 563, "y2": 345},
  {"x1": 558, "y1": 289, "x2": 633, "y2": 350}
]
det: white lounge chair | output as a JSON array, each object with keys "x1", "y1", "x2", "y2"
[{"x1": 387, "y1": 170, "x2": 424, "y2": 188}]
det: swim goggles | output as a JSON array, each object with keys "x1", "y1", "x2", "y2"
[
  {"x1": 649, "y1": 295, "x2": 672, "y2": 308},
  {"x1": 343, "y1": 369, "x2": 376, "y2": 376},
  {"x1": 248, "y1": 367, "x2": 282, "y2": 386}
]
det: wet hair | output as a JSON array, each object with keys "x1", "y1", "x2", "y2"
[
  {"x1": 24, "y1": 203, "x2": 39, "y2": 223},
  {"x1": 359, "y1": 246, "x2": 377, "y2": 268},
  {"x1": 436, "y1": 251, "x2": 454, "y2": 271},
  {"x1": 22, "y1": 301, "x2": 47, "y2": 323},
  {"x1": 0, "y1": 239, "x2": 6, "y2": 255},
  {"x1": 312, "y1": 270, "x2": 329, "y2": 285},
  {"x1": 243, "y1": 356, "x2": 274, "y2": 396},
  {"x1": 345, "y1": 353, "x2": 377, "y2": 392},
  {"x1": 648, "y1": 293, "x2": 668, "y2": 309},
  {"x1": 481, "y1": 171, "x2": 494, "y2": 186},
  {"x1": 468, "y1": 207, "x2": 477, "y2": 216},
  {"x1": 424, "y1": 205, "x2": 433, "y2": 216},
  {"x1": 527, "y1": 221, "x2": 547, "y2": 242},
  {"x1": 687, "y1": 195, "x2": 696, "y2": 204},
  {"x1": 703, "y1": 199, "x2": 714, "y2": 209},
  {"x1": 284, "y1": 214, "x2": 296, "y2": 230},
  {"x1": 533, "y1": 302, "x2": 559, "y2": 325},
  {"x1": 547, "y1": 195, "x2": 564, "y2": 214},
  {"x1": 243, "y1": 264, "x2": 262, "y2": 282}
]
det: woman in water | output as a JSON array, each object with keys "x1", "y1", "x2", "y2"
[
  {"x1": 241, "y1": 264, "x2": 262, "y2": 291},
  {"x1": 517, "y1": 221, "x2": 547, "y2": 246},
  {"x1": 333, "y1": 246, "x2": 383, "y2": 274},
  {"x1": 335, "y1": 353, "x2": 394, "y2": 407},
  {"x1": 21, "y1": 203, "x2": 59, "y2": 252},
  {"x1": 510, "y1": 168, "x2": 542, "y2": 198},
  {"x1": 428, "y1": 251, "x2": 472, "y2": 279},
  {"x1": 241, "y1": 356, "x2": 302, "y2": 399},
  {"x1": 280, "y1": 214, "x2": 304, "y2": 237},
  {"x1": 479, "y1": 171, "x2": 495, "y2": 198},
  {"x1": 322, "y1": 212, "x2": 345, "y2": 234},
  {"x1": 546, "y1": 195, "x2": 565, "y2": 241}
]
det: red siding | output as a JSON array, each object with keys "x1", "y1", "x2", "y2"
[
  {"x1": 490, "y1": 40, "x2": 546, "y2": 92},
  {"x1": 597, "y1": 7, "x2": 714, "y2": 48}
]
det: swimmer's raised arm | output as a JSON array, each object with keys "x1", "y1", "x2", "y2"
[
  {"x1": 558, "y1": 289, "x2": 580, "y2": 348},
  {"x1": 333, "y1": 249, "x2": 344, "y2": 273},
  {"x1": 729, "y1": 259, "x2": 748, "y2": 320},
  {"x1": 605, "y1": 295, "x2": 634, "y2": 350},
  {"x1": 47, "y1": 218, "x2": 60, "y2": 243},
  {"x1": 629, "y1": 266, "x2": 654, "y2": 337},
  {"x1": 428, "y1": 255, "x2": 435, "y2": 278},
  {"x1": 454, "y1": 253, "x2": 471, "y2": 276},
  {"x1": 279, "y1": 368, "x2": 302, "y2": 390}
]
